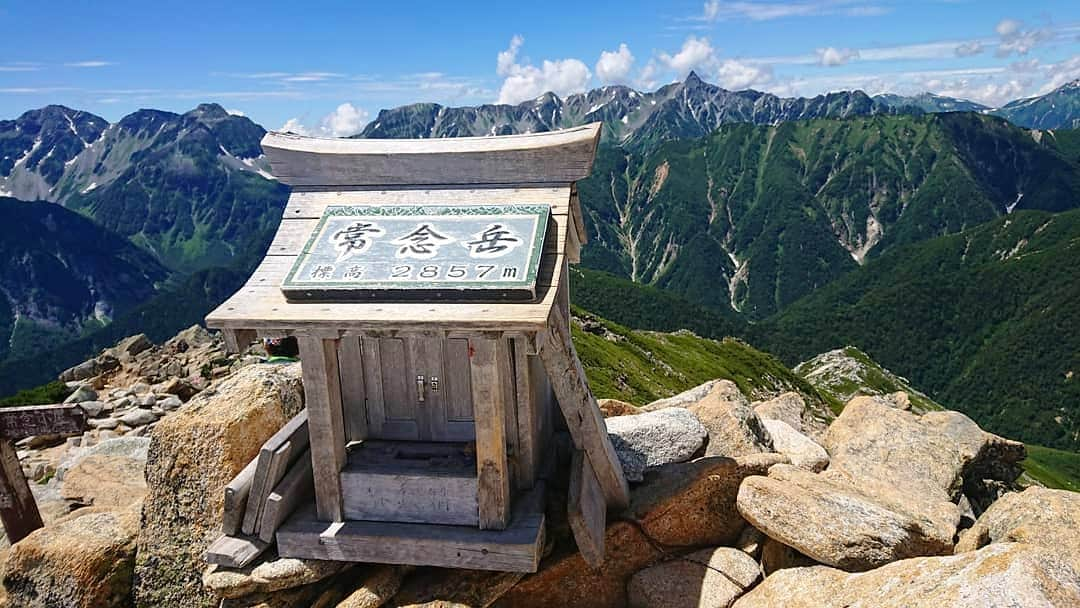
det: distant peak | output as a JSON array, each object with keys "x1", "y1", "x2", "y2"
[
  {"x1": 685, "y1": 70, "x2": 704, "y2": 86},
  {"x1": 187, "y1": 103, "x2": 229, "y2": 119}
]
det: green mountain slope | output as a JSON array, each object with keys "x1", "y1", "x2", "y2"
[
  {"x1": 795, "y1": 346, "x2": 944, "y2": 414},
  {"x1": 993, "y1": 80, "x2": 1080, "y2": 130},
  {"x1": 577, "y1": 113, "x2": 1080, "y2": 318},
  {"x1": 755, "y1": 208, "x2": 1080, "y2": 451},
  {"x1": 572, "y1": 310, "x2": 829, "y2": 412},
  {"x1": 0, "y1": 197, "x2": 169, "y2": 362}
]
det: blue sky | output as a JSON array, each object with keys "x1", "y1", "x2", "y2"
[{"x1": 1, "y1": 0, "x2": 1078, "y2": 135}]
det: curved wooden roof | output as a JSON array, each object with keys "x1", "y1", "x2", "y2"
[{"x1": 262, "y1": 123, "x2": 602, "y2": 188}]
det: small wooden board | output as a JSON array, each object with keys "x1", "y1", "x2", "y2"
[
  {"x1": 568, "y1": 449, "x2": 606, "y2": 569},
  {"x1": 204, "y1": 534, "x2": 271, "y2": 569},
  {"x1": 276, "y1": 485, "x2": 546, "y2": 573}
]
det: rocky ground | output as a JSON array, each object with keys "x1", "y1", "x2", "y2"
[{"x1": 0, "y1": 328, "x2": 1077, "y2": 607}]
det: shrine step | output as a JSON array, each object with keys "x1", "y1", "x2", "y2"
[
  {"x1": 341, "y1": 440, "x2": 478, "y2": 525},
  {"x1": 276, "y1": 483, "x2": 546, "y2": 573}
]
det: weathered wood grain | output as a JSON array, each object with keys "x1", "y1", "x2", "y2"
[
  {"x1": 262, "y1": 124, "x2": 601, "y2": 187},
  {"x1": 568, "y1": 449, "x2": 606, "y2": 569},
  {"x1": 538, "y1": 304, "x2": 630, "y2": 509},
  {"x1": 0, "y1": 404, "x2": 88, "y2": 440},
  {"x1": 0, "y1": 439, "x2": 43, "y2": 544},
  {"x1": 279, "y1": 186, "x2": 572, "y2": 220},
  {"x1": 296, "y1": 337, "x2": 347, "y2": 522},
  {"x1": 470, "y1": 338, "x2": 511, "y2": 530},
  {"x1": 336, "y1": 337, "x2": 367, "y2": 442},
  {"x1": 222, "y1": 458, "x2": 258, "y2": 536},
  {"x1": 240, "y1": 411, "x2": 310, "y2": 534},
  {"x1": 204, "y1": 534, "x2": 270, "y2": 568},
  {"x1": 258, "y1": 448, "x2": 314, "y2": 543},
  {"x1": 340, "y1": 463, "x2": 478, "y2": 526},
  {"x1": 276, "y1": 484, "x2": 546, "y2": 572}
]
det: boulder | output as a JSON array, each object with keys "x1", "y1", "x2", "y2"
[
  {"x1": 392, "y1": 567, "x2": 523, "y2": 607},
  {"x1": 2, "y1": 503, "x2": 142, "y2": 608},
  {"x1": 332, "y1": 565, "x2": 409, "y2": 608},
  {"x1": 133, "y1": 363, "x2": 305, "y2": 608},
  {"x1": 732, "y1": 543, "x2": 1080, "y2": 608},
  {"x1": 627, "y1": 547, "x2": 760, "y2": 608},
  {"x1": 752, "y1": 392, "x2": 830, "y2": 441},
  {"x1": 57, "y1": 436, "x2": 149, "y2": 481},
  {"x1": 760, "y1": 537, "x2": 817, "y2": 575},
  {"x1": 60, "y1": 447, "x2": 148, "y2": 509},
  {"x1": 203, "y1": 557, "x2": 348, "y2": 599},
  {"x1": 642, "y1": 380, "x2": 724, "y2": 411},
  {"x1": 686, "y1": 381, "x2": 773, "y2": 457},
  {"x1": 64, "y1": 385, "x2": 98, "y2": 404},
  {"x1": 60, "y1": 355, "x2": 120, "y2": 383},
  {"x1": 955, "y1": 487, "x2": 1080, "y2": 573},
  {"x1": 824, "y1": 396, "x2": 1024, "y2": 537},
  {"x1": 629, "y1": 453, "x2": 787, "y2": 548},
  {"x1": 736, "y1": 464, "x2": 952, "y2": 571},
  {"x1": 598, "y1": 398, "x2": 642, "y2": 418},
  {"x1": 120, "y1": 408, "x2": 158, "y2": 427},
  {"x1": 88, "y1": 417, "x2": 120, "y2": 430},
  {"x1": 760, "y1": 419, "x2": 828, "y2": 472},
  {"x1": 110, "y1": 334, "x2": 154, "y2": 360},
  {"x1": 605, "y1": 408, "x2": 708, "y2": 482},
  {"x1": 735, "y1": 526, "x2": 766, "y2": 559},
  {"x1": 79, "y1": 401, "x2": 106, "y2": 417}
]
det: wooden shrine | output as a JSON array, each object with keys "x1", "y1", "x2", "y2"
[{"x1": 205, "y1": 123, "x2": 629, "y2": 573}]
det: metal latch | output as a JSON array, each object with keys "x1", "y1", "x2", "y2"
[{"x1": 430, "y1": 376, "x2": 440, "y2": 394}]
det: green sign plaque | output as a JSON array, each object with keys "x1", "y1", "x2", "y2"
[{"x1": 282, "y1": 204, "x2": 551, "y2": 301}]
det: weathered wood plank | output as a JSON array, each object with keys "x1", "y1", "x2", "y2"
[
  {"x1": 0, "y1": 404, "x2": 88, "y2": 440},
  {"x1": 501, "y1": 337, "x2": 521, "y2": 491},
  {"x1": 258, "y1": 449, "x2": 314, "y2": 543},
  {"x1": 470, "y1": 338, "x2": 511, "y2": 530},
  {"x1": 204, "y1": 534, "x2": 270, "y2": 568},
  {"x1": 336, "y1": 337, "x2": 367, "y2": 442},
  {"x1": 296, "y1": 337, "x2": 347, "y2": 522},
  {"x1": 568, "y1": 449, "x2": 606, "y2": 569},
  {"x1": 538, "y1": 304, "x2": 630, "y2": 509},
  {"x1": 240, "y1": 410, "x2": 310, "y2": 534},
  {"x1": 0, "y1": 439, "x2": 42, "y2": 544},
  {"x1": 340, "y1": 464, "x2": 478, "y2": 526},
  {"x1": 276, "y1": 484, "x2": 546, "y2": 572},
  {"x1": 512, "y1": 337, "x2": 538, "y2": 490},
  {"x1": 222, "y1": 458, "x2": 258, "y2": 536},
  {"x1": 262, "y1": 124, "x2": 600, "y2": 187}
]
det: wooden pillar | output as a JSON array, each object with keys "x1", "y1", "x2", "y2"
[
  {"x1": 336, "y1": 337, "x2": 368, "y2": 443},
  {"x1": 470, "y1": 337, "x2": 511, "y2": 530},
  {"x1": 297, "y1": 336, "x2": 346, "y2": 522},
  {"x1": 0, "y1": 439, "x2": 43, "y2": 544}
]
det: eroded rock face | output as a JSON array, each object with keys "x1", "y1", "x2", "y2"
[
  {"x1": 687, "y1": 381, "x2": 773, "y2": 458},
  {"x1": 606, "y1": 408, "x2": 708, "y2": 482},
  {"x1": 956, "y1": 487, "x2": 1080, "y2": 574},
  {"x1": 737, "y1": 464, "x2": 953, "y2": 571},
  {"x1": 752, "y1": 392, "x2": 831, "y2": 441},
  {"x1": 598, "y1": 398, "x2": 643, "y2": 418},
  {"x1": 3, "y1": 503, "x2": 142, "y2": 608},
  {"x1": 133, "y1": 363, "x2": 305, "y2": 608},
  {"x1": 496, "y1": 454, "x2": 784, "y2": 608},
  {"x1": 760, "y1": 419, "x2": 828, "y2": 472},
  {"x1": 823, "y1": 396, "x2": 1024, "y2": 541},
  {"x1": 628, "y1": 547, "x2": 760, "y2": 608},
  {"x1": 732, "y1": 543, "x2": 1080, "y2": 608}
]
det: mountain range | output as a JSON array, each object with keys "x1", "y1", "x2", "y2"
[{"x1": 2, "y1": 74, "x2": 1080, "y2": 452}]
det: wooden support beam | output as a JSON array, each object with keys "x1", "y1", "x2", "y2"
[
  {"x1": 568, "y1": 449, "x2": 606, "y2": 569},
  {"x1": 241, "y1": 411, "x2": 310, "y2": 535},
  {"x1": 222, "y1": 458, "x2": 257, "y2": 536},
  {"x1": 0, "y1": 439, "x2": 42, "y2": 544},
  {"x1": 512, "y1": 336, "x2": 539, "y2": 489},
  {"x1": 259, "y1": 449, "x2": 314, "y2": 543},
  {"x1": 296, "y1": 337, "x2": 347, "y2": 522},
  {"x1": 470, "y1": 337, "x2": 511, "y2": 530},
  {"x1": 538, "y1": 304, "x2": 630, "y2": 510}
]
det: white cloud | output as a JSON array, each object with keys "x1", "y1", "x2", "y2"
[
  {"x1": 994, "y1": 19, "x2": 1053, "y2": 57},
  {"x1": 1037, "y1": 56, "x2": 1080, "y2": 95},
  {"x1": 494, "y1": 36, "x2": 591, "y2": 104},
  {"x1": 954, "y1": 41, "x2": 984, "y2": 57},
  {"x1": 280, "y1": 102, "x2": 369, "y2": 137},
  {"x1": 995, "y1": 19, "x2": 1022, "y2": 38},
  {"x1": 65, "y1": 60, "x2": 112, "y2": 68},
  {"x1": 699, "y1": 0, "x2": 888, "y2": 22},
  {"x1": 596, "y1": 43, "x2": 635, "y2": 85},
  {"x1": 660, "y1": 36, "x2": 718, "y2": 76},
  {"x1": 715, "y1": 59, "x2": 773, "y2": 90},
  {"x1": 636, "y1": 59, "x2": 661, "y2": 90},
  {"x1": 816, "y1": 47, "x2": 858, "y2": 66}
]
